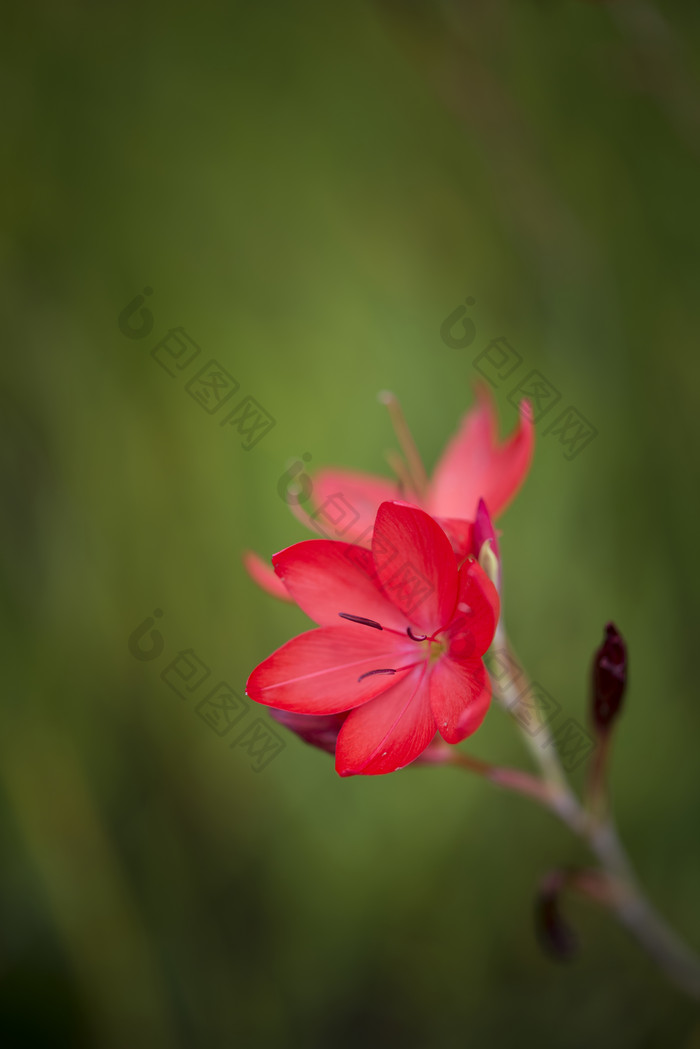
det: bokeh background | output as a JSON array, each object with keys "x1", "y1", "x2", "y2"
[{"x1": 2, "y1": 1, "x2": 700, "y2": 1046}]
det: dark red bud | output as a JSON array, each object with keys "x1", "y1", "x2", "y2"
[
  {"x1": 535, "y1": 880, "x2": 578, "y2": 961},
  {"x1": 269, "y1": 709, "x2": 346, "y2": 755},
  {"x1": 591, "y1": 622, "x2": 627, "y2": 732}
]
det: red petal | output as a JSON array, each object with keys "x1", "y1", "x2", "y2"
[
  {"x1": 272, "y1": 540, "x2": 407, "y2": 631},
  {"x1": 335, "y1": 667, "x2": 436, "y2": 775},
  {"x1": 427, "y1": 384, "x2": 534, "y2": 520},
  {"x1": 306, "y1": 469, "x2": 399, "y2": 544},
  {"x1": 447, "y1": 559, "x2": 500, "y2": 659},
  {"x1": 246, "y1": 626, "x2": 410, "y2": 714},
  {"x1": 371, "y1": 502, "x2": 458, "y2": 634},
  {"x1": 243, "y1": 551, "x2": 294, "y2": 602},
  {"x1": 429, "y1": 656, "x2": 491, "y2": 743},
  {"x1": 436, "y1": 517, "x2": 475, "y2": 561}
]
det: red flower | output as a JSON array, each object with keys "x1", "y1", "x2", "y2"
[
  {"x1": 246, "y1": 502, "x2": 499, "y2": 776},
  {"x1": 245, "y1": 384, "x2": 532, "y2": 599}
]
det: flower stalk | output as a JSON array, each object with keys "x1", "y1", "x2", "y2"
[{"x1": 453, "y1": 620, "x2": 700, "y2": 1001}]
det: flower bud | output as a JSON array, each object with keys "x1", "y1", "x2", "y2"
[
  {"x1": 478, "y1": 539, "x2": 499, "y2": 590},
  {"x1": 591, "y1": 622, "x2": 627, "y2": 733},
  {"x1": 269, "y1": 709, "x2": 346, "y2": 755},
  {"x1": 473, "y1": 498, "x2": 499, "y2": 560},
  {"x1": 473, "y1": 499, "x2": 500, "y2": 588},
  {"x1": 535, "y1": 876, "x2": 578, "y2": 961}
]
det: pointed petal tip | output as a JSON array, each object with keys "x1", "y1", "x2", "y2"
[
  {"x1": 473, "y1": 498, "x2": 499, "y2": 560},
  {"x1": 243, "y1": 550, "x2": 294, "y2": 602}
]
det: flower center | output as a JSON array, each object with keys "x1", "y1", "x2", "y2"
[
  {"x1": 427, "y1": 635, "x2": 447, "y2": 665},
  {"x1": 338, "y1": 611, "x2": 443, "y2": 683}
]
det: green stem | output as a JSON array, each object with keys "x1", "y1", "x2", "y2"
[
  {"x1": 489, "y1": 621, "x2": 571, "y2": 793},
  {"x1": 585, "y1": 731, "x2": 612, "y2": 824}
]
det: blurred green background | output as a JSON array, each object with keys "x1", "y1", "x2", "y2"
[{"x1": 2, "y1": 0, "x2": 700, "y2": 1046}]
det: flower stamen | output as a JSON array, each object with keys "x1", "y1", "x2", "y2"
[
  {"x1": 358, "y1": 668, "x2": 397, "y2": 682},
  {"x1": 407, "y1": 627, "x2": 428, "y2": 642},
  {"x1": 378, "y1": 391, "x2": 429, "y2": 500},
  {"x1": 338, "y1": 613, "x2": 383, "y2": 630}
]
